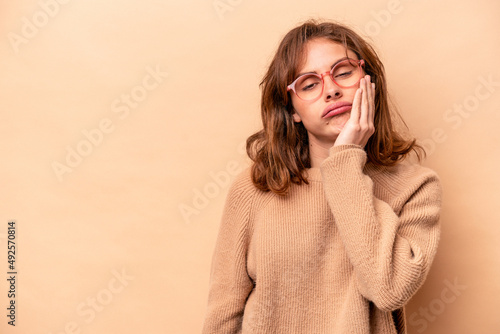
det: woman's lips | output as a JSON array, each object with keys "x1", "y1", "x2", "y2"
[{"x1": 322, "y1": 105, "x2": 352, "y2": 118}]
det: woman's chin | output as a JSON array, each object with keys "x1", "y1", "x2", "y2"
[{"x1": 327, "y1": 111, "x2": 350, "y2": 130}]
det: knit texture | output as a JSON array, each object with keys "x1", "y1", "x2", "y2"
[{"x1": 202, "y1": 144, "x2": 442, "y2": 334}]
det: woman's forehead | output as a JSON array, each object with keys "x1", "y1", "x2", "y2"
[{"x1": 297, "y1": 38, "x2": 357, "y2": 72}]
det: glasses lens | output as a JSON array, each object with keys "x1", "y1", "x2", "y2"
[
  {"x1": 332, "y1": 59, "x2": 361, "y2": 88},
  {"x1": 295, "y1": 74, "x2": 323, "y2": 100}
]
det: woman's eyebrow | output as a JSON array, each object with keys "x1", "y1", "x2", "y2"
[{"x1": 296, "y1": 56, "x2": 349, "y2": 77}]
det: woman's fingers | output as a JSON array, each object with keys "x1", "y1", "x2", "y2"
[
  {"x1": 360, "y1": 75, "x2": 370, "y2": 127},
  {"x1": 360, "y1": 75, "x2": 375, "y2": 144},
  {"x1": 350, "y1": 84, "x2": 362, "y2": 122},
  {"x1": 369, "y1": 82, "x2": 375, "y2": 124},
  {"x1": 367, "y1": 80, "x2": 375, "y2": 138}
]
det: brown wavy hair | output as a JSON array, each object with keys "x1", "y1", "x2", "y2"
[{"x1": 246, "y1": 19, "x2": 425, "y2": 196}]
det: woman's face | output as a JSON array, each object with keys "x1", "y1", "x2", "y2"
[{"x1": 290, "y1": 37, "x2": 364, "y2": 147}]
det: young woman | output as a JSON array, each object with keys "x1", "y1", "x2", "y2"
[{"x1": 202, "y1": 19, "x2": 442, "y2": 334}]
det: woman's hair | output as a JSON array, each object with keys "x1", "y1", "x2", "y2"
[{"x1": 246, "y1": 19, "x2": 425, "y2": 196}]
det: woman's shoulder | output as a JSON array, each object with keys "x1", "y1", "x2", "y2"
[
  {"x1": 224, "y1": 166, "x2": 262, "y2": 204},
  {"x1": 228, "y1": 165, "x2": 254, "y2": 191}
]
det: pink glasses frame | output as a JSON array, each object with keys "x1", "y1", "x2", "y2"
[{"x1": 287, "y1": 58, "x2": 366, "y2": 101}]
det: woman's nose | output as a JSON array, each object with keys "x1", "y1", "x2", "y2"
[{"x1": 323, "y1": 75, "x2": 342, "y2": 99}]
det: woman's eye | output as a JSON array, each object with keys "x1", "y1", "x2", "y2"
[
  {"x1": 301, "y1": 82, "x2": 318, "y2": 91},
  {"x1": 336, "y1": 71, "x2": 353, "y2": 78}
]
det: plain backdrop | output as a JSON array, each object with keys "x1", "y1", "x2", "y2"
[{"x1": 1, "y1": 0, "x2": 499, "y2": 333}]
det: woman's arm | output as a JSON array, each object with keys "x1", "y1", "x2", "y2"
[
  {"x1": 320, "y1": 144, "x2": 442, "y2": 312},
  {"x1": 201, "y1": 170, "x2": 256, "y2": 333}
]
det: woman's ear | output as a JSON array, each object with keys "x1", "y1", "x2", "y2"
[{"x1": 292, "y1": 110, "x2": 302, "y2": 123}]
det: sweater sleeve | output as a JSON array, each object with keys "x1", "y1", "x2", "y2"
[
  {"x1": 319, "y1": 144, "x2": 442, "y2": 312},
  {"x1": 201, "y1": 170, "x2": 256, "y2": 333}
]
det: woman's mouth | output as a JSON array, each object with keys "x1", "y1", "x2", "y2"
[{"x1": 322, "y1": 105, "x2": 352, "y2": 118}]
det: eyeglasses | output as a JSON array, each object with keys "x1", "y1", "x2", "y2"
[{"x1": 287, "y1": 58, "x2": 365, "y2": 101}]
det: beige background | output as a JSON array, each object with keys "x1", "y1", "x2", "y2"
[{"x1": 1, "y1": 0, "x2": 499, "y2": 333}]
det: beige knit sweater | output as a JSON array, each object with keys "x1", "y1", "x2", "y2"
[{"x1": 202, "y1": 144, "x2": 442, "y2": 334}]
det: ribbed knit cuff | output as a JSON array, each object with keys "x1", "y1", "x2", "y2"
[
  {"x1": 328, "y1": 143, "x2": 364, "y2": 156},
  {"x1": 320, "y1": 144, "x2": 367, "y2": 172}
]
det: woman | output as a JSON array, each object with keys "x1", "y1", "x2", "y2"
[{"x1": 202, "y1": 19, "x2": 442, "y2": 334}]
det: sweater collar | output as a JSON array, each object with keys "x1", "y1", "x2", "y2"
[{"x1": 305, "y1": 167, "x2": 322, "y2": 181}]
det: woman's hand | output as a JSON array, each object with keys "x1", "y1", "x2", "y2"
[{"x1": 333, "y1": 75, "x2": 375, "y2": 148}]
